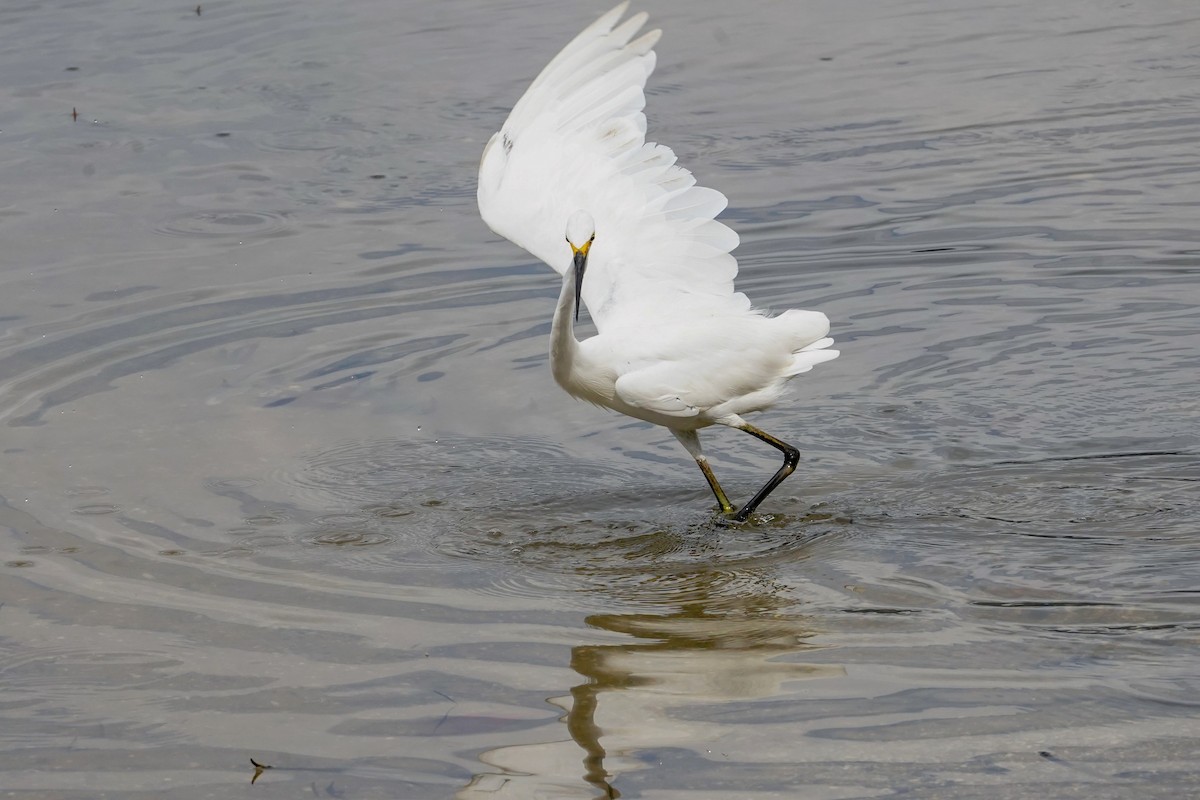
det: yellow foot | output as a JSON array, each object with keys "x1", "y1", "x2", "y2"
[{"x1": 714, "y1": 508, "x2": 748, "y2": 527}]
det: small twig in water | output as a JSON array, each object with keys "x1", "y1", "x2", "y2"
[{"x1": 250, "y1": 757, "x2": 273, "y2": 785}]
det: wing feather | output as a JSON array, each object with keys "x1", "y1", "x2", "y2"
[{"x1": 478, "y1": 3, "x2": 746, "y2": 331}]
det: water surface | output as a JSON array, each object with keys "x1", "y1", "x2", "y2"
[{"x1": 2, "y1": 0, "x2": 1199, "y2": 797}]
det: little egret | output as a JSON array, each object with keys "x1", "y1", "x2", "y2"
[{"x1": 477, "y1": 3, "x2": 839, "y2": 522}]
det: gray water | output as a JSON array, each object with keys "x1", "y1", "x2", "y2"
[{"x1": 2, "y1": 0, "x2": 1199, "y2": 797}]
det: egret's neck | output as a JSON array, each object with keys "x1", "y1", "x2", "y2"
[{"x1": 549, "y1": 268, "x2": 580, "y2": 388}]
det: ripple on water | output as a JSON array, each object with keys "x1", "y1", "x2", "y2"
[
  {"x1": 282, "y1": 435, "x2": 626, "y2": 508},
  {"x1": 72, "y1": 503, "x2": 120, "y2": 516},
  {"x1": 812, "y1": 448, "x2": 1200, "y2": 642},
  {"x1": 253, "y1": 129, "x2": 345, "y2": 152},
  {"x1": 202, "y1": 477, "x2": 260, "y2": 492},
  {"x1": 886, "y1": 452, "x2": 1199, "y2": 537},
  {"x1": 152, "y1": 209, "x2": 291, "y2": 239},
  {"x1": 272, "y1": 434, "x2": 855, "y2": 607}
]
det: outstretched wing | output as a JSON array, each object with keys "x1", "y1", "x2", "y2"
[{"x1": 477, "y1": 2, "x2": 750, "y2": 331}]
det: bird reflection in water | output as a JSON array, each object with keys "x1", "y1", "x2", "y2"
[{"x1": 459, "y1": 591, "x2": 843, "y2": 798}]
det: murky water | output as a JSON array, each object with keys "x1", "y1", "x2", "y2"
[{"x1": 2, "y1": 0, "x2": 1199, "y2": 797}]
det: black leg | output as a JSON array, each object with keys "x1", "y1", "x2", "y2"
[{"x1": 732, "y1": 424, "x2": 800, "y2": 523}]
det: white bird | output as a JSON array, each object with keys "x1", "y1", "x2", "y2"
[{"x1": 477, "y1": 3, "x2": 839, "y2": 523}]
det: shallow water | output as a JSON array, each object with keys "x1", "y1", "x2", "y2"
[{"x1": 2, "y1": 0, "x2": 1199, "y2": 797}]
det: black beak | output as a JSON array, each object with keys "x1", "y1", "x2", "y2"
[{"x1": 572, "y1": 247, "x2": 587, "y2": 322}]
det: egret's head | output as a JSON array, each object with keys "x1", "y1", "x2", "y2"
[{"x1": 564, "y1": 210, "x2": 595, "y2": 322}]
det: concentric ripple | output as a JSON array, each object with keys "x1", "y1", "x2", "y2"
[
  {"x1": 152, "y1": 209, "x2": 291, "y2": 239},
  {"x1": 271, "y1": 433, "x2": 855, "y2": 607}
]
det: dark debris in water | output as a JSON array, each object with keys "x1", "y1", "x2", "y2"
[{"x1": 249, "y1": 757, "x2": 271, "y2": 784}]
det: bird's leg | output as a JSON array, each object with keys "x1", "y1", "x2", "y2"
[
  {"x1": 671, "y1": 429, "x2": 735, "y2": 515},
  {"x1": 695, "y1": 457, "x2": 735, "y2": 515},
  {"x1": 732, "y1": 423, "x2": 800, "y2": 523}
]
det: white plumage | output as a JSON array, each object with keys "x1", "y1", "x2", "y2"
[{"x1": 478, "y1": 2, "x2": 839, "y2": 522}]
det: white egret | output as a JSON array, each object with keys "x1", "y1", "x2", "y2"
[{"x1": 477, "y1": 3, "x2": 838, "y2": 522}]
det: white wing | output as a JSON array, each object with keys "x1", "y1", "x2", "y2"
[{"x1": 477, "y1": 2, "x2": 750, "y2": 332}]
